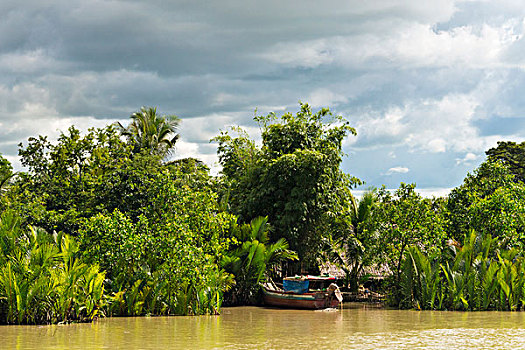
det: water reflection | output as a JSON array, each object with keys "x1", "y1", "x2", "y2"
[{"x1": 2, "y1": 305, "x2": 525, "y2": 349}]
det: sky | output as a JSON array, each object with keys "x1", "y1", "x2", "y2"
[{"x1": 2, "y1": 0, "x2": 525, "y2": 195}]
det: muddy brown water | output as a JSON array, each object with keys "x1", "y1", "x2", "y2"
[{"x1": 2, "y1": 304, "x2": 525, "y2": 349}]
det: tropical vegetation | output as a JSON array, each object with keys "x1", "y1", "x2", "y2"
[
  {"x1": 1, "y1": 103, "x2": 525, "y2": 323},
  {"x1": 399, "y1": 231, "x2": 525, "y2": 311},
  {"x1": 213, "y1": 103, "x2": 361, "y2": 270},
  {"x1": 118, "y1": 106, "x2": 180, "y2": 157},
  {"x1": 0, "y1": 210, "x2": 105, "y2": 324}
]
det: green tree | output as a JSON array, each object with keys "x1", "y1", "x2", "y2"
[
  {"x1": 373, "y1": 183, "x2": 446, "y2": 299},
  {"x1": 119, "y1": 106, "x2": 180, "y2": 157},
  {"x1": 468, "y1": 184, "x2": 525, "y2": 248},
  {"x1": 0, "y1": 154, "x2": 14, "y2": 210},
  {"x1": 13, "y1": 124, "x2": 191, "y2": 233},
  {"x1": 165, "y1": 157, "x2": 215, "y2": 191},
  {"x1": 15, "y1": 125, "x2": 135, "y2": 233},
  {"x1": 79, "y1": 170, "x2": 237, "y2": 316},
  {"x1": 0, "y1": 210, "x2": 106, "y2": 324},
  {"x1": 486, "y1": 141, "x2": 525, "y2": 182},
  {"x1": 447, "y1": 160, "x2": 525, "y2": 246},
  {"x1": 213, "y1": 103, "x2": 360, "y2": 266},
  {"x1": 0, "y1": 154, "x2": 12, "y2": 189},
  {"x1": 398, "y1": 231, "x2": 525, "y2": 311}
]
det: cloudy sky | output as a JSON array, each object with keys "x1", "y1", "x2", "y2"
[{"x1": 2, "y1": 0, "x2": 525, "y2": 195}]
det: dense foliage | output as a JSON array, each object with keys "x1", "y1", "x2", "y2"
[
  {"x1": 2, "y1": 103, "x2": 525, "y2": 322},
  {"x1": 391, "y1": 159, "x2": 525, "y2": 309},
  {"x1": 222, "y1": 216, "x2": 298, "y2": 305},
  {"x1": 0, "y1": 210, "x2": 105, "y2": 324},
  {"x1": 79, "y1": 172, "x2": 237, "y2": 316},
  {"x1": 447, "y1": 161, "x2": 525, "y2": 246},
  {"x1": 486, "y1": 141, "x2": 525, "y2": 182},
  {"x1": 0, "y1": 154, "x2": 12, "y2": 188},
  {"x1": 0, "y1": 108, "x2": 266, "y2": 323},
  {"x1": 14, "y1": 125, "x2": 137, "y2": 234},
  {"x1": 214, "y1": 103, "x2": 360, "y2": 267},
  {"x1": 373, "y1": 184, "x2": 447, "y2": 298},
  {"x1": 400, "y1": 232, "x2": 525, "y2": 311},
  {"x1": 118, "y1": 106, "x2": 180, "y2": 157},
  {"x1": 323, "y1": 189, "x2": 379, "y2": 292}
]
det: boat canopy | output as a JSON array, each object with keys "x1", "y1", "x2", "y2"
[
  {"x1": 283, "y1": 274, "x2": 336, "y2": 282},
  {"x1": 283, "y1": 279, "x2": 309, "y2": 294},
  {"x1": 282, "y1": 275, "x2": 336, "y2": 294}
]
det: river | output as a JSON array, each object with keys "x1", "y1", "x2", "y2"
[{"x1": 2, "y1": 304, "x2": 525, "y2": 349}]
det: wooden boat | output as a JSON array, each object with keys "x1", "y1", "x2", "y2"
[{"x1": 262, "y1": 275, "x2": 343, "y2": 309}]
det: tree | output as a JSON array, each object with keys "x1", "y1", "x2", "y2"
[
  {"x1": 79, "y1": 170, "x2": 238, "y2": 316},
  {"x1": 213, "y1": 103, "x2": 360, "y2": 267},
  {"x1": 0, "y1": 154, "x2": 12, "y2": 189},
  {"x1": 373, "y1": 183, "x2": 446, "y2": 299},
  {"x1": 0, "y1": 154, "x2": 14, "y2": 209},
  {"x1": 398, "y1": 231, "x2": 525, "y2": 311},
  {"x1": 15, "y1": 125, "x2": 136, "y2": 234},
  {"x1": 13, "y1": 118, "x2": 211, "y2": 236},
  {"x1": 447, "y1": 160, "x2": 525, "y2": 247},
  {"x1": 119, "y1": 106, "x2": 180, "y2": 157},
  {"x1": 0, "y1": 210, "x2": 106, "y2": 324},
  {"x1": 468, "y1": 183, "x2": 525, "y2": 247},
  {"x1": 165, "y1": 157, "x2": 214, "y2": 191},
  {"x1": 486, "y1": 141, "x2": 525, "y2": 182}
]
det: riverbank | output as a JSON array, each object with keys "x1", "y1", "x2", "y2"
[{"x1": 341, "y1": 290, "x2": 385, "y2": 304}]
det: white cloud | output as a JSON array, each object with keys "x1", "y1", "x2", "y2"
[
  {"x1": 427, "y1": 138, "x2": 447, "y2": 153},
  {"x1": 354, "y1": 107, "x2": 406, "y2": 147},
  {"x1": 405, "y1": 92, "x2": 479, "y2": 154},
  {"x1": 172, "y1": 140, "x2": 221, "y2": 175},
  {"x1": 391, "y1": 22, "x2": 520, "y2": 68},
  {"x1": 179, "y1": 114, "x2": 238, "y2": 143},
  {"x1": 354, "y1": 187, "x2": 452, "y2": 199},
  {"x1": 385, "y1": 166, "x2": 410, "y2": 175},
  {"x1": 352, "y1": 75, "x2": 514, "y2": 157},
  {"x1": 455, "y1": 152, "x2": 479, "y2": 165},
  {"x1": 0, "y1": 50, "x2": 64, "y2": 74},
  {"x1": 262, "y1": 19, "x2": 523, "y2": 70},
  {"x1": 415, "y1": 187, "x2": 452, "y2": 198}
]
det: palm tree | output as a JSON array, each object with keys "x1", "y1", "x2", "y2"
[
  {"x1": 119, "y1": 107, "x2": 180, "y2": 157},
  {"x1": 346, "y1": 189, "x2": 379, "y2": 291}
]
